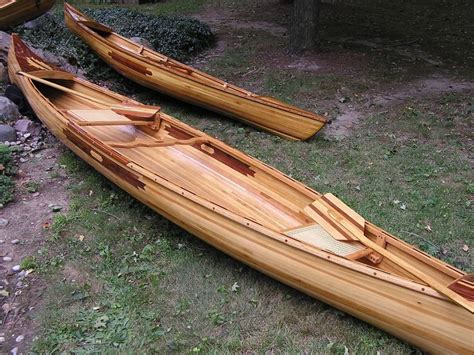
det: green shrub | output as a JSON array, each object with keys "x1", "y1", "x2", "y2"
[
  {"x1": 0, "y1": 144, "x2": 12, "y2": 170},
  {"x1": 20, "y1": 256, "x2": 38, "y2": 270},
  {"x1": 0, "y1": 175, "x2": 14, "y2": 205},
  {"x1": 15, "y1": 8, "x2": 214, "y2": 83}
]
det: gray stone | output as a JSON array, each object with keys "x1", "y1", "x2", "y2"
[
  {"x1": 0, "y1": 218, "x2": 8, "y2": 227},
  {"x1": 15, "y1": 335, "x2": 24, "y2": 343},
  {"x1": 11, "y1": 239, "x2": 19, "y2": 244},
  {"x1": 0, "y1": 97, "x2": 21, "y2": 122},
  {"x1": 10, "y1": 346, "x2": 18, "y2": 355},
  {"x1": 31, "y1": 47, "x2": 85, "y2": 77},
  {"x1": 52, "y1": 205, "x2": 62, "y2": 213},
  {"x1": 130, "y1": 37, "x2": 153, "y2": 50},
  {"x1": 12, "y1": 265, "x2": 20, "y2": 272},
  {"x1": 14, "y1": 119, "x2": 35, "y2": 134},
  {"x1": 3, "y1": 256, "x2": 12, "y2": 262},
  {"x1": 0, "y1": 31, "x2": 11, "y2": 64},
  {"x1": 0, "y1": 124, "x2": 16, "y2": 142},
  {"x1": 0, "y1": 62, "x2": 7, "y2": 83}
]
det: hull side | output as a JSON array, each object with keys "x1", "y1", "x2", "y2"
[
  {"x1": 0, "y1": 0, "x2": 55, "y2": 29},
  {"x1": 8, "y1": 51, "x2": 473, "y2": 355},
  {"x1": 64, "y1": 12, "x2": 325, "y2": 141}
]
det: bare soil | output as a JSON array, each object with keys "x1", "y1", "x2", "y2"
[{"x1": 0, "y1": 141, "x2": 69, "y2": 354}]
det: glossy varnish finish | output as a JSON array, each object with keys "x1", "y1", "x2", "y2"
[
  {"x1": 63, "y1": 3, "x2": 327, "y2": 141},
  {"x1": 8, "y1": 35, "x2": 473, "y2": 354},
  {"x1": 0, "y1": 0, "x2": 55, "y2": 29}
]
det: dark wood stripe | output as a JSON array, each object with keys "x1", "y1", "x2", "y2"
[
  {"x1": 64, "y1": 127, "x2": 145, "y2": 190},
  {"x1": 109, "y1": 51, "x2": 152, "y2": 76},
  {"x1": 321, "y1": 195, "x2": 364, "y2": 231}
]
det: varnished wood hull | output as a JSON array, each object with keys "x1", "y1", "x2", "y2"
[
  {"x1": 0, "y1": 0, "x2": 55, "y2": 30},
  {"x1": 64, "y1": 4, "x2": 326, "y2": 141},
  {"x1": 8, "y1": 36, "x2": 473, "y2": 354}
]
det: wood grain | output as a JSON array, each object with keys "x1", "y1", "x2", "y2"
[
  {"x1": 64, "y1": 3, "x2": 327, "y2": 141},
  {"x1": 0, "y1": 0, "x2": 55, "y2": 29},
  {"x1": 8, "y1": 35, "x2": 473, "y2": 354}
]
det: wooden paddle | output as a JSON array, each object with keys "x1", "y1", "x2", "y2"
[
  {"x1": 18, "y1": 71, "x2": 160, "y2": 121},
  {"x1": 305, "y1": 194, "x2": 474, "y2": 313}
]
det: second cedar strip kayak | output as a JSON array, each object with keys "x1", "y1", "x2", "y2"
[
  {"x1": 64, "y1": 3, "x2": 327, "y2": 141},
  {"x1": 0, "y1": 0, "x2": 55, "y2": 29},
  {"x1": 8, "y1": 35, "x2": 473, "y2": 354}
]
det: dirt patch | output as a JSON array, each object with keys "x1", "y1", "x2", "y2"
[
  {"x1": 324, "y1": 76, "x2": 474, "y2": 139},
  {"x1": 62, "y1": 264, "x2": 103, "y2": 294},
  {"x1": 0, "y1": 141, "x2": 69, "y2": 354},
  {"x1": 323, "y1": 109, "x2": 361, "y2": 139},
  {"x1": 370, "y1": 77, "x2": 474, "y2": 107}
]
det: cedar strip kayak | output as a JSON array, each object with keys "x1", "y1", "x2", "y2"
[
  {"x1": 0, "y1": 0, "x2": 55, "y2": 29},
  {"x1": 8, "y1": 35, "x2": 473, "y2": 354},
  {"x1": 63, "y1": 3, "x2": 327, "y2": 141}
]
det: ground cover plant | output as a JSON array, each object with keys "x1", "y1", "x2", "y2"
[
  {"x1": 14, "y1": 7, "x2": 213, "y2": 82},
  {"x1": 2, "y1": 0, "x2": 472, "y2": 353},
  {"x1": 0, "y1": 144, "x2": 15, "y2": 205}
]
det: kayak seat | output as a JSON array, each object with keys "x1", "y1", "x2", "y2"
[{"x1": 284, "y1": 223, "x2": 370, "y2": 258}]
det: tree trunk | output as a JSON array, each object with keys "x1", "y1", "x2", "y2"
[{"x1": 290, "y1": 0, "x2": 321, "y2": 52}]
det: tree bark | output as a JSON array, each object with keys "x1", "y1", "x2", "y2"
[{"x1": 289, "y1": 0, "x2": 321, "y2": 52}]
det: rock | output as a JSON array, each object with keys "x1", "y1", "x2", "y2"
[
  {"x1": 0, "y1": 97, "x2": 21, "y2": 122},
  {"x1": 14, "y1": 119, "x2": 35, "y2": 135},
  {"x1": 0, "y1": 336, "x2": 4, "y2": 342},
  {"x1": 52, "y1": 205, "x2": 62, "y2": 213},
  {"x1": 130, "y1": 37, "x2": 153, "y2": 50},
  {"x1": 0, "y1": 62, "x2": 8, "y2": 83},
  {"x1": 0, "y1": 124, "x2": 16, "y2": 142},
  {"x1": 2, "y1": 256, "x2": 12, "y2": 262},
  {"x1": 31, "y1": 47, "x2": 85, "y2": 77},
  {"x1": 11, "y1": 239, "x2": 19, "y2": 244},
  {"x1": 12, "y1": 265, "x2": 21, "y2": 272},
  {"x1": 0, "y1": 218, "x2": 9, "y2": 227},
  {"x1": 5, "y1": 85, "x2": 28, "y2": 113},
  {"x1": 10, "y1": 346, "x2": 18, "y2": 355},
  {"x1": 0, "y1": 31, "x2": 11, "y2": 64},
  {"x1": 0, "y1": 239, "x2": 4, "y2": 243},
  {"x1": 15, "y1": 335, "x2": 24, "y2": 343}
]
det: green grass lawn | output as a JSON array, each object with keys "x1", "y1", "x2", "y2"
[{"x1": 27, "y1": 0, "x2": 472, "y2": 353}]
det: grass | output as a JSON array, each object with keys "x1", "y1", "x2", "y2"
[
  {"x1": 32, "y1": 153, "x2": 414, "y2": 353},
  {"x1": 30, "y1": 90, "x2": 472, "y2": 353},
  {"x1": 21, "y1": 0, "x2": 473, "y2": 353}
]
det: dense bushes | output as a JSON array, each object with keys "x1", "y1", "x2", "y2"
[
  {"x1": 15, "y1": 8, "x2": 213, "y2": 81},
  {"x1": 87, "y1": 8, "x2": 214, "y2": 60},
  {"x1": 0, "y1": 144, "x2": 14, "y2": 205}
]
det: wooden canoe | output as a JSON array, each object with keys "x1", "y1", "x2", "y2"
[
  {"x1": 63, "y1": 3, "x2": 327, "y2": 141},
  {"x1": 0, "y1": 0, "x2": 55, "y2": 30},
  {"x1": 8, "y1": 35, "x2": 473, "y2": 354}
]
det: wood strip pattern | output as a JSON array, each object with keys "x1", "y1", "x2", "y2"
[
  {"x1": 0, "y1": 0, "x2": 55, "y2": 29},
  {"x1": 8, "y1": 35, "x2": 473, "y2": 354},
  {"x1": 64, "y1": 3, "x2": 327, "y2": 141}
]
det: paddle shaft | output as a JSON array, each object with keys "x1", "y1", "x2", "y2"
[
  {"x1": 18, "y1": 71, "x2": 111, "y2": 106},
  {"x1": 356, "y1": 232, "x2": 473, "y2": 313}
]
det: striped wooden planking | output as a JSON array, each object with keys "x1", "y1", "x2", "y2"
[
  {"x1": 63, "y1": 3, "x2": 327, "y2": 141},
  {"x1": 0, "y1": 0, "x2": 55, "y2": 29},
  {"x1": 8, "y1": 35, "x2": 473, "y2": 354}
]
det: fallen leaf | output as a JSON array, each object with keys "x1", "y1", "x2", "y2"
[
  {"x1": 462, "y1": 244, "x2": 469, "y2": 252},
  {"x1": 78, "y1": 235, "x2": 85, "y2": 242},
  {"x1": 94, "y1": 315, "x2": 109, "y2": 329},
  {"x1": 231, "y1": 282, "x2": 240, "y2": 292},
  {"x1": 424, "y1": 225, "x2": 432, "y2": 232},
  {"x1": 400, "y1": 204, "x2": 406, "y2": 210},
  {"x1": 393, "y1": 199, "x2": 400, "y2": 204},
  {"x1": 0, "y1": 290, "x2": 9, "y2": 297}
]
